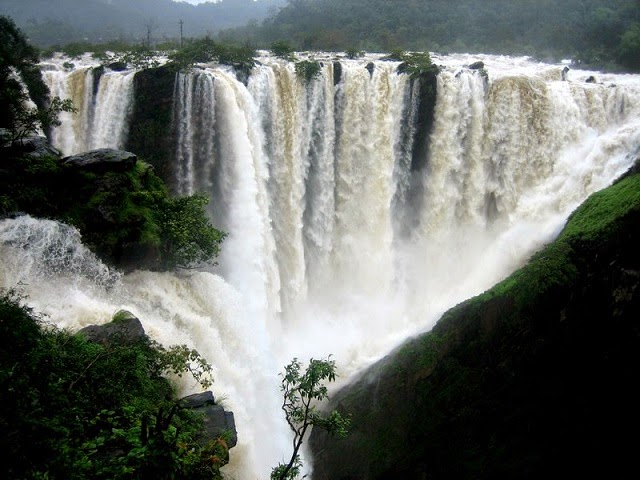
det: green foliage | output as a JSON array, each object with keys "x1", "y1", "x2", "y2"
[
  {"x1": 0, "y1": 146, "x2": 226, "y2": 271},
  {"x1": 294, "y1": 59, "x2": 322, "y2": 83},
  {"x1": 270, "y1": 40, "x2": 296, "y2": 60},
  {"x1": 152, "y1": 343, "x2": 214, "y2": 390},
  {"x1": 389, "y1": 51, "x2": 440, "y2": 79},
  {"x1": 345, "y1": 47, "x2": 364, "y2": 59},
  {"x1": 157, "y1": 193, "x2": 227, "y2": 270},
  {"x1": 0, "y1": 290, "x2": 224, "y2": 479},
  {"x1": 618, "y1": 22, "x2": 640, "y2": 71},
  {"x1": 475, "y1": 171, "x2": 640, "y2": 312},
  {"x1": 271, "y1": 356, "x2": 350, "y2": 480},
  {"x1": 118, "y1": 46, "x2": 161, "y2": 70},
  {"x1": 10, "y1": 96, "x2": 77, "y2": 142},
  {"x1": 167, "y1": 37, "x2": 256, "y2": 74},
  {"x1": 0, "y1": 15, "x2": 50, "y2": 132},
  {"x1": 0, "y1": 16, "x2": 76, "y2": 141},
  {"x1": 252, "y1": 0, "x2": 640, "y2": 71},
  {"x1": 67, "y1": 162, "x2": 227, "y2": 271},
  {"x1": 0, "y1": 146, "x2": 67, "y2": 218},
  {"x1": 59, "y1": 41, "x2": 94, "y2": 59},
  {"x1": 558, "y1": 172, "x2": 640, "y2": 244}
]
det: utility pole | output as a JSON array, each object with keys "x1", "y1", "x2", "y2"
[{"x1": 179, "y1": 19, "x2": 184, "y2": 48}]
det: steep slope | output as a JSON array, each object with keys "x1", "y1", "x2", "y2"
[{"x1": 309, "y1": 161, "x2": 640, "y2": 479}]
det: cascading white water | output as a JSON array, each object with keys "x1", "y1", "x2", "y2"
[
  {"x1": 43, "y1": 59, "x2": 135, "y2": 155},
  {"x1": 6, "y1": 53, "x2": 640, "y2": 479}
]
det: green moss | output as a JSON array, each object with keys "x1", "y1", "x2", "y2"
[{"x1": 558, "y1": 173, "x2": 640, "y2": 243}]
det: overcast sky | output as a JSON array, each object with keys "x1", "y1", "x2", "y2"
[
  {"x1": 174, "y1": 0, "x2": 216, "y2": 4},
  {"x1": 173, "y1": 0, "x2": 218, "y2": 4},
  {"x1": 174, "y1": 0, "x2": 256, "y2": 4}
]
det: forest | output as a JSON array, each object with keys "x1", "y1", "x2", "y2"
[
  {"x1": 226, "y1": 0, "x2": 640, "y2": 70},
  {"x1": 2, "y1": 0, "x2": 639, "y2": 71},
  {"x1": 0, "y1": 0, "x2": 286, "y2": 47}
]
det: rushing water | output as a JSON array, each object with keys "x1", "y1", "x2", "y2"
[{"x1": 2, "y1": 52, "x2": 640, "y2": 478}]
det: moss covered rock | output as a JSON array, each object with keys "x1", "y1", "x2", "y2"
[{"x1": 309, "y1": 163, "x2": 640, "y2": 480}]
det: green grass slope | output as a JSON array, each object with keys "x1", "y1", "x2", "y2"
[{"x1": 309, "y1": 162, "x2": 640, "y2": 479}]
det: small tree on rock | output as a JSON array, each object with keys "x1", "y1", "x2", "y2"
[{"x1": 271, "y1": 356, "x2": 350, "y2": 480}]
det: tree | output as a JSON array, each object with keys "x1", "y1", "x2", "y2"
[
  {"x1": 10, "y1": 95, "x2": 76, "y2": 142},
  {"x1": 271, "y1": 356, "x2": 350, "y2": 480},
  {"x1": 270, "y1": 40, "x2": 296, "y2": 60},
  {"x1": 0, "y1": 290, "x2": 226, "y2": 479},
  {"x1": 0, "y1": 15, "x2": 75, "y2": 141},
  {"x1": 618, "y1": 22, "x2": 640, "y2": 71},
  {"x1": 158, "y1": 193, "x2": 227, "y2": 270}
]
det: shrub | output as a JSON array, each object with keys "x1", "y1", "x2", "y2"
[
  {"x1": 0, "y1": 291, "x2": 223, "y2": 479},
  {"x1": 294, "y1": 60, "x2": 322, "y2": 83}
]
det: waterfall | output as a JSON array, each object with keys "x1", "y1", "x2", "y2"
[
  {"x1": 11, "y1": 53, "x2": 640, "y2": 479},
  {"x1": 44, "y1": 62, "x2": 135, "y2": 155}
]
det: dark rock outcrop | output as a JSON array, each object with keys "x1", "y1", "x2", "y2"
[
  {"x1": 365, "y1": 62, "x2": 375, "y2": 76},
  {"x1": 78, "y1": 310, "x2": 147, "y2": 345},
  {"x1": 333, "y1": 61, "x2": 343, "y2": 86},
  {"x1": 126, "y1": 65, "x2": 176, "y2": 186},
  {"x1": 108, "y1": 61, "x2": 128, "y2": 72},
  {"x1": 63, "y1": 148, "x2": 137, "y2": 173},
  {"x1": 181, "y1": 392, "x2": 238, "y2": 448},
  {"x1": 468, "y1": 60, "x2": 485, "y2": 70},
  {"x1": 1, "y1": 133, "x2": 62, "y2": 159},
  {"x1": 310, "y1": 164, "x2": 640, "y2": 480}
]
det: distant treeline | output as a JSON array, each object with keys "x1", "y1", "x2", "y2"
[
  {"x1": 222, "y1": 0, "x2": 640, "y2": 70},
  {"x1": 0, "y1": 0, "x2": 286, "y2": 47}
]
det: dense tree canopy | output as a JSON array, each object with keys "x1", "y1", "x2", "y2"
[
  {"x1": 0, "y1": 16, "x2": 49, "y2": 130},
  {"x1": 0, "y1": 291, "x2": 227, "y2": 479},
  {"x1": 225, "y1": 0, "x2": 640, "y2": 70}
]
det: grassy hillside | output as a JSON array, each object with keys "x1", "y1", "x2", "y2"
[{"x1": 309, "y1": 161, "x2": 640, "y2": 479}]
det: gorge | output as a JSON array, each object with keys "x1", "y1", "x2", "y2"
[{"x1": 2, "y1": 52, "x2": 640, "y2": 478}]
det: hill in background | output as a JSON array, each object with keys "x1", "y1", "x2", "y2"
[{"x1": 0, "y1": 0, "x2": 286, "y2": 46}]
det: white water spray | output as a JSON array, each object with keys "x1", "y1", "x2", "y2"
[
  {"x1": 8, "y1": 53, "x2": 640, "y2": 478},
  {"x1": 44, "y1": 61, "x2": 135, "y2": 155}
]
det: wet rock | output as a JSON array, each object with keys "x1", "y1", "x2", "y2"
[{"x1": 63, "y1": 148, "x2": 137, "y2": 173}]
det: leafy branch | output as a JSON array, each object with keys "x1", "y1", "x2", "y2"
[{"x1": 271, "y1": 356, "x2": 350, "y2": 480}]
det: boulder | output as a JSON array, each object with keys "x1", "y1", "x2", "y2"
[
  {"x1": 78, "y1": 311, "x2": 147, "y2": 345},
  {"x1": 468, "y1": 61, "x2": 485, "y2": 70},
  {"x1": 63, "y1": 149, "x2": 137, "y2": 173},
  {"x1": 180, "y1": 392, "x2": 238, "y2": 448},
  {"x1": 365, "y1": 62, "x2": 375, "y2": 76}
]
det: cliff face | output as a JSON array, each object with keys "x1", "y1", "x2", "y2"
[
  {"x1": 126, "y1": 65, "x2": 177, "y2": 187},
  {"x1": 309, "y1": 163, "x2": 640, "y2": 479}
]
